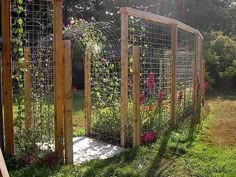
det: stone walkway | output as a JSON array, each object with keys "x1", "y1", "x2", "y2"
[{"x1": 73, "y1": 136, "x2": 125, "y2": 164}]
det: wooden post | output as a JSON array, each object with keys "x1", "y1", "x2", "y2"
[
  {"x1": 63, "y1": 40, "x2": 73, "y2": 164},
  {"x1": 85, "y1": 50, "x2": 91, "y2": 136},
  {"x1": 132, "y1": 46, "x2": 140, "y2": 147},
  {"x1": 170, "y1": 24, "x2": 177, "y2": 128},
  {"x1": 120, "y1": 8, "x2": 129, "y2": 147},
  {"x1": 24, "y1": 48, "x2": 32, "y2": 128},
  {"x1": 193, "y1": 33, "x2": 199, "y2": 116},
  {"x1": 0, "y1": 52, "x2": 4, "y2": 151},
  {"x1": 2, "y1": 0, "x2": 14, "y2": 155},
  {"x1": 167, "y1": 63, "x2": 171, "y2": 94},
  {"x1": 201, "y1": 59, "x2": 205, "y2": 106},
  {"x1": 53, "y1": 0, "x2": 64, "y2": 158}
]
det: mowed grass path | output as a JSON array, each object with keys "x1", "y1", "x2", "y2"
[
  {"x1": 10, "y1": 91, "x2": 236, "y2": 177},
  {"x1": 73, "y1": 90, "x2": 85, "y2": 136}
]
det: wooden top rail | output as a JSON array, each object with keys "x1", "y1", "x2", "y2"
[{"x1": 121, "y1": 7, "x2": 204, "y2": 40}]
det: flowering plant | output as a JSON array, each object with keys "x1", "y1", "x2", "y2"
[{"x1": 140, "y1": 132, "x2": 158, "y2": 144}]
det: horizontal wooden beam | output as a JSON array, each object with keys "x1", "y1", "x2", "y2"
[{"x1": 123, "y1": 7, "x2": 204, "y2": 39}]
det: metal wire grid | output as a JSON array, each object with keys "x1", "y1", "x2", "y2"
[
  {"x1": 176, "y1": 29, "x2": 195, "y2": 123},
  {"x1": 128, "y1": 16, "x2": 172, "y2": 144},
  {"x1": 76, "y1": 23, "x2": 121, "y2": 145},
  {"x1": 11, "y1": 0, "x2": 54, "y2": 150}
]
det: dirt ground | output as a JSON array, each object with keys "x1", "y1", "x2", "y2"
[{"x1": 203, "y1": 92, "x2": 236, "y2": 146}]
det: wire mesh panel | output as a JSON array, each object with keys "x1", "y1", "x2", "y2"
[
  {"x1": 176, "y1": 29, "x2": 195, "y2": 123},
  {"x1": 128, "y1": 16, "x2": 172, "y2": 145},
  {"x1": 64, "y1": 22, "x2": 121, "y2": 145},
  {"x1": 89, "y1": 24, "x2": 121, "y2": 145},
  {"x1": 11, "y1": 0, "x2": 54, "y2": 153}
]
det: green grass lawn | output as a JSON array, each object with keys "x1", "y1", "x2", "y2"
[
  {"x1": 9, "y1": 92, "x2": 236, "y2": 177},
  {"x1": 72, "y1": 90, "x2": 86, "y2": 136}
]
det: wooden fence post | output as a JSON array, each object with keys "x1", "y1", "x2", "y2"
[
  {"x1": 0, "y1": 52, "x2": 4, "y2": 151},
  {"x1": 2, "y1": 0, "x2": 14, "y2": 155},
  {"x1": 120, "y1": 7, "x2": 129, "y2": 147},
  {"x1": 171, "y1": 24, "x2": 178, "y2": 128},
  {"x1": 53, "y1": 0, "x2": 64, "y2": 158},
  {"x1": 193, "y1": 33, "x2": 199, "y2": 117},
  {"x1": 167, "y1": 63, "x2": 171, "y2": 95},
  {"x1": 85, "y1": 50, "x2": 91, "y2": 136},
  {"x1": 24, "y1": 48, "x2": 32, "y2": 128},
  {"x1": 63, "y1": 40, "x2": 73, "y2": 164},
  {"x1": 132, "y1": 46, "x2": 140, "y2": 147},
  {"x1": 201, "y1": 59, "x2": 205, "y2": 106}
]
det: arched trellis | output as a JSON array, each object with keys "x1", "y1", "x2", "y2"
[
  {"x1": 39, "y1": 21, "x2": 122, "y2": 146},
  {"x1": 62, "y1": 22, "x2": 122, "y2": 144}
]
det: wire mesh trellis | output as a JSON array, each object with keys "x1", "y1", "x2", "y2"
[
  {"x1": 121, "y1": 8, "x2": 204, "y2": 147},
  {"x1": 7, "y1": 2, "x2": 204, "y2": 151},
  {"x1": 176, "y1": 29, "x2": 195, "y2": 123},
  {"x1": 128, "y1": 16, "x2": 172, "y2": 145},
  {"x1": 63, "y1": 22, "x2": 121, "y2": 145},
  {"x1": 11, "y1": 0, "x2": 54, "y2": 153}
]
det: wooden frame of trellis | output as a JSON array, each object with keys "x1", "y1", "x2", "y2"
[
  {"x1": 1, "y1": 0, "x2": 73, "y2": 164},
  {"x1": 84, "y1": 7, "x2": 205, "y2": 148},
  {"x1": 120, "y1": 7, "x2": 205, "y2": 147}
]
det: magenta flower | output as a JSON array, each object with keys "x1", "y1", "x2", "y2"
[
  {"x1": 140, "y1": 93, "x2": 145, "y2": 105},
  {"x1": 140, "y1": 132, "x2": 157, "y2": 144},
  {"x1": 178, "y1": 91, "x2": 183, "y2": 104},
  {"x1": 70, "y1": 17, "x2": 75, "y2": 25},
  {"x1": 146, "y1": 72, "x2": 155, "y2": 90},
  {"x1": 157, "y1": 91, "x2": 164, "y2": 105}
]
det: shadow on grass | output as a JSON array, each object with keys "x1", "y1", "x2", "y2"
[
  {"x1": 145, "y1": 127, "x2": 172, "y2": 177},
  {"x1": 81, "y1": 148, "x2": 139, "y2": 177},
  {"x1": 145, "y1": 118, "x2": 200, "y2": 177},
  {"x1": 187, "y1": 116, "x2": 200, "y2": 148}
]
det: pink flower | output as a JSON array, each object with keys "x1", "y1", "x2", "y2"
[
  {"x1": 70, "y1": 17, "x2": 75, "y2": 25},
  {"x1": 140, "y1": 94, "x2": 145, "y2": 105},
  {"x1": 157, "y1": 91, "x2": 164, "y2": 105},
  {"x1": 140, "y1": 132, "x2": 157, "y2": 144},
  {"x1": 146, "y1": 72, "x2": 155, "y2": 90}
]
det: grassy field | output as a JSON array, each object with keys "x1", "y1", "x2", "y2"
[
  {"x1": 9, "y1": 91, "x2": 236, "y2": 177},
  {"x1": 72, "y1": 90, "x2": 85, "y2": 136}
]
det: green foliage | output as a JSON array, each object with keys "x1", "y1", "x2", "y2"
[
  {"x1": 204, "y1": 31, "x2": 236, "y2": 88},
  {"x1": 11, "y1": 0, "x2": 55, "y2": 160}
]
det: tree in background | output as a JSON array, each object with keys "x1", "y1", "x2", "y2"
[{"x1": 204, "y1": 32, "x2": 236, "y2": 89}]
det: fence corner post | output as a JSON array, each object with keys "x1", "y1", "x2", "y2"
[{"x1": 193, "y1": 33, "x2": 199, "y2": 123}]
